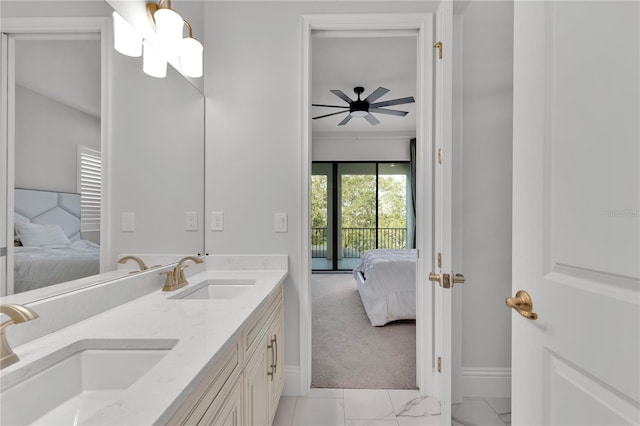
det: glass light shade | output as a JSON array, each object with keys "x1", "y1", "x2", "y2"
[
  {"x1": 143, "y1": 40, "x2": 167, "y2": 78},
  {"x1": 112, "y1": 12, "x2": 142, "y2": 57},
  {"x1": 154, "y1": 8, "x2": 183, "y2": 56},
  {"x1": 179, "y1": 37, "x2": 203, "y2": 78},
  {"x1": 351, "y1": 110, "x2": 368, "y2": 118}
]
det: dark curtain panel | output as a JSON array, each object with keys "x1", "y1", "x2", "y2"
[{"x1": 410, "y1": 138, "x2": 417, "y2": 249}]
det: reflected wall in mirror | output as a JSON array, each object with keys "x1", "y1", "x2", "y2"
[{"x1": 0, "y1": 0, "x2": 205, "y2": 299}]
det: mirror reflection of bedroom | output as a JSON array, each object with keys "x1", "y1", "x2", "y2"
[
  {"x1": 9, "y1": 35, "x2": 102, "y2": 294},
  {"x1": 310, "y1": 33, "x2": 418, "y2": 390}
]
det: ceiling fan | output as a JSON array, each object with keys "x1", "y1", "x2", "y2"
[{"x1": 312, "y1": 86, "x2": 415, "y2": 126}]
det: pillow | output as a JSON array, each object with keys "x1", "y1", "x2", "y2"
[{"x1": 14, "y1": 222, "x2": 71, "y2": 247}]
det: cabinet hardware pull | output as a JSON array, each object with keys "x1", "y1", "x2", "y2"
[{"x1": 267, "y1": 335, "x2": 277, "y2": 380}]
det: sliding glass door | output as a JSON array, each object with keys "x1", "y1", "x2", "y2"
[{"x1": 312, "y1": 162, "x2": 413, "y2": 271}]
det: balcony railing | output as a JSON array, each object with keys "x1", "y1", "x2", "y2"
[{"x1": 311, "y1": 227, "x2": 407, "y2": 258}]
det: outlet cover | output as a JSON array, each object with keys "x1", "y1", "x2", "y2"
[
  {"x1": 121, "y1": 212, "x2": 135, "y2": 232},
  {"x1": 186, "y1": 211, "x2": 198, "y2": 231},
  {"x1": 211, "y1": 212, "x2": 224, "y2": 231},
  {"x1": 274, "y1": 213, "x2": 287, "y2": 233}
]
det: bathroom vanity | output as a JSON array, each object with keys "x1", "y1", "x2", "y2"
[{"x1": 0, "y1": 255, "x2": 288, "y2": 425}]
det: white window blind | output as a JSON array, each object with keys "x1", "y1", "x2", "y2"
[{"x1": 77, "y1": 146, "x2": 101, "y2": 234}]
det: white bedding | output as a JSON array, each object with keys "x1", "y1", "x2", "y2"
[
  {"x1": 13, "y1": 240, "x2": 100, "y2": 293},
  {"x1": 352, "y1": 249, "x2": 417, "y2": 326}
]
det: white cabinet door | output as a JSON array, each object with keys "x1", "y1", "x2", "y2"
[
  {"x1": 267, "y1": 311, "x2": 284, "y2": 424},
  {"x1": 244, "y1": 337, "x2": 269, "y2": 426},
  {"x1": 512, "y1": 2, "x2": 639, "y2": 424},
  {"x1": 201, "y1": 378, "x2": 243, "y2": 426}
]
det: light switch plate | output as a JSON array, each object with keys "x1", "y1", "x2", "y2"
[
  {"x1": 274, "y1": 213, "x2": 287, "y2": 233},
  {"x1": 211, "y1": 212, "x2": 224, "y2": 231},
  {"x1": 121, "y1": 212, "x2": 135, "y2": 232},
  {"x1": 186, "y1": 211, "x2": 198, "y2": 231}
]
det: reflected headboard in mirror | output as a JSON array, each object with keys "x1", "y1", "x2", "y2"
[{"x1": 12, "y1": 189, "x2": 100, "y2": 294}]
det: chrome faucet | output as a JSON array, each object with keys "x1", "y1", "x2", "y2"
[
  {"x1": 161, "y1": 256, "x2": 203, "y2": 292},
  {"x1": 117, "y1": 255, "x2": 149, "y2": 272},
  {"x1": 1, "y1": 304, "x2": 39, "y2": 369}
]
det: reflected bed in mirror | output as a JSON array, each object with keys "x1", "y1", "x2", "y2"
[
  {"x1": 13, "y1": 189, "x2": 100, "y2": 294},
  {"x1": 1, "y1": 0, "x2": 205, "y2": 301}
]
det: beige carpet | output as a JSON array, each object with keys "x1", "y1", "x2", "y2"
[{"x1": 311, "y1": 273, "x2": 417, "y2": 389}]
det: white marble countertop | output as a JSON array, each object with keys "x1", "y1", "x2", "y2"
[{"x1": 1, "y1": 257, "x2": 288, "y2": 425}]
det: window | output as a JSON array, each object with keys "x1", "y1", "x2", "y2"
[
  {"x1": 312, "y1": 162, "x2": 413, "y2": 271},
  {"x1": 77, "y1": 145, "x2": 101, "y2": 238}
]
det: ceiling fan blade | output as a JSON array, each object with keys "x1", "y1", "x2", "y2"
[
  {"x1": 338, "y1": 114, "x2": 353, "y2": 126},
  {"x1": 364, "y1": 113, "x2": 380, "y2": 126},
  {"x1": 369, "y1": 107, "x2": 409, "y2": 117},
  {"x1": 313, "y1": 110, "x2": 349, "y2": 120},
  {"x1": 370, "y1": 96, "x2": 415, "y2": 108},
  {"x1": 330, "y1": 89, "x2": 354, "y2": 104},
  {"x1": 312, "y1": 104, "x2": 350, "y2": 109},
  {"x1": 364, "y1": 87, "x2": 390, "y2": 104}
]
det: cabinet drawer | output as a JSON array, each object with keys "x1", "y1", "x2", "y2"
[
  {"x1": 243, "y1": 284, "x2": 283, "y2": 359},
  {"x1": 168, "y1": 338, "x2": 241, "y2": 425}
]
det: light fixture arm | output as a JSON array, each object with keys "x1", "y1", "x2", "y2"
[
  {"x1": 146, "y1": 0, "x2": 175, "y2": 28},
  {"x1": 183, "y1": 19, "x2": 193, "y2": 39}
]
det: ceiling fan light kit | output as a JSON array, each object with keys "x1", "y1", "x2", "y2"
[{"x1": 312, "y1": 86, "x2": 415, "y2": 126}]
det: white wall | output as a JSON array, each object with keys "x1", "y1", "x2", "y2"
[
  {"x1": 313, "y1": 134, "x2": 412, "y2": 162},
  {"x1": 457, "y1": 1, "x2": 514, "y2": 397},
  {"x1": 203, "y1": 1, "x2": 436, "y2": 385},
  {"x1": 15, "y1": 85, "x2": 100, "y2": 192},
  {"x1": 108, "y1": 51, "x2": 205, "y2": 265}
]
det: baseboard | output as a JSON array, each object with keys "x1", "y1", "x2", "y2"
[
  {"x1": 461, "y1": 367, "x2": 511, "y2": 398},
  {"x1": 283, "y1": 365, "x2": 301, "y2": 396},
  {"x1": 284, "y1": 364, "x2": 510, "y2": 398}
]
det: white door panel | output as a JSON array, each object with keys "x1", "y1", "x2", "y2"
[{"x1": 512, "y1": 1, "x2": 639, "y2": 424}]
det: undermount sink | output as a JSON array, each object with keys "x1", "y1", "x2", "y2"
[
  {"x1": 0, "y1": 338, "x2": 178, "y2": 425},
  {"x1": 170, "y1": 279, "x2": 256, "y2": 300}
]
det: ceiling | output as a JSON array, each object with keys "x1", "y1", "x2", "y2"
[{"x1": 311, "y1": 34, "x2": 417, "y2": 137}]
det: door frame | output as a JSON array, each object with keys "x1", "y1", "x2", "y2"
[
  {"x1": 300, "y1": 13, "x2": 436, "y2": 396},
  {"x1": 0, "y1": 17, "x2": 111, "y2": 296}
]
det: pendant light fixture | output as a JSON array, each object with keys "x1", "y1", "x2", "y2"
[
  {"x1": 179, "y1": 21, "x2": 203, "y2": 78},
  {"x1": 112, "y1": 12, "x2": 142, "y2": 57},
  {"x1": 112, "y1": 2, "x2": 203, "y2": 79},
  {"x1": 143, "y1": 39, "x2": 167, "y2": 78},
  {"x1": 148, "y1": 0, "x2": 183, "y2": 57}
]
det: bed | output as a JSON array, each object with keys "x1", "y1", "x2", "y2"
[
  {"x1": 13, "y1": 188, "x2": 100, "y2": 293},
  {"x1": 352, "y1": 249, "x2": 417, "y2": 326}
]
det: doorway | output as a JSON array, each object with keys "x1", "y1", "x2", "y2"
[{"x1": 302, "y1": 13, "x2": 435, "y2": 394}]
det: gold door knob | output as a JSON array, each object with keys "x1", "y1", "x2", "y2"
[
  {"x1": 428, "y1": 272, "x2": 441, "y2": 283},
  {"x1": 453, "y1": 273, "x2": 465, "y2": 284},
  {"x1": 506, "y1": 290, "x2": 538, "y2": 320}
]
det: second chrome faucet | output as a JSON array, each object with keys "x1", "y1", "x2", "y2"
[{"x1": 160, "y1": 256, "x2": 204, "y2": 292}]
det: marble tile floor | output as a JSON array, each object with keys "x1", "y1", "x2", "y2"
[{"x1": 273, "y1": 388, "x2": 511, "y2": 426}]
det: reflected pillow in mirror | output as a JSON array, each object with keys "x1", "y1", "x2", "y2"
[{"x1": 14, "y1": 222, "x2": 71, "y2": 247}]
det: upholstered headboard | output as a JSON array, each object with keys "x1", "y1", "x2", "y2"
[{"x1": 14, "y1": 188, "x2": 81, "y2": 241}]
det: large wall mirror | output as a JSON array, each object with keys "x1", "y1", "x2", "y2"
[{"x1": 0, "y1": 0, "x2": 205, "y2": 300}]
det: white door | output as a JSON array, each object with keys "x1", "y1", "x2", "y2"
[
  {"x1": 512, "y1": 2, "x2": 639, "y2": 424},
  {"x1": 430, "y1": 0, "x2": 455, "y2": 423}
]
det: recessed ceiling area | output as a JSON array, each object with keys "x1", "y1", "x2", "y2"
[{"x1": 311, "y1": 34, "x2": 417, "y2": 136}]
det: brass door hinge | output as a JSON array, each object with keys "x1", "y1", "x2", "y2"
[
  {"x1": 438, "y1": 148, "x2": 443, "y2": 164},
  {"x1": 434, "y1": 41, "x2": 443, "y2": 59},
  {"x1": 437, "y1": 357, "x2": 442, "y2": 373},
  {"x1": 437, "y1": 252, "x2": 442, "y2": 268}
]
